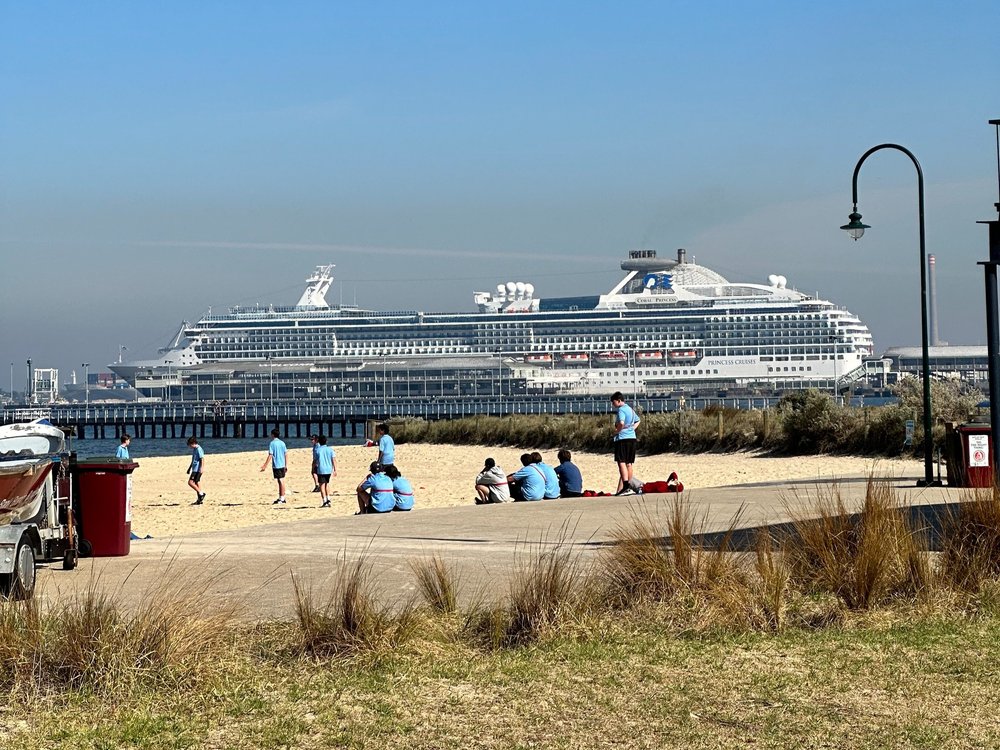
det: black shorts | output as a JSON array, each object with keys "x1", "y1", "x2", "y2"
[
  {"x1": 317, "y1": 473, "x2": 331, "y2": 483},
  {"x1": 614, "y1": 439, "x2": 637, "y2": 465},
  {"x1": 189, "y1": 471, "x2": 202, "y2": 483},
  {"x1": 272, "y1": 467, "x2": 287, "y2": 479}
]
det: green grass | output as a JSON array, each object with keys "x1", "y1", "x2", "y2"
[{"x1": 5, "y1": 614, "x2": 999, "y2": 749}]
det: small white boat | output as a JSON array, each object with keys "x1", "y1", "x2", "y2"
[{"x1": 0, "y1": 420, "x2": 66, "y2": 525}]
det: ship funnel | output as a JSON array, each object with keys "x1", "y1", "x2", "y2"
[{"x1": 677, "y1": 248, "x2": 687, "y2": 264}]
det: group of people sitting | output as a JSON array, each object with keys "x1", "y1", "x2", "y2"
[
  {"x1": 474, "y1": 449, "x2": 584, "y2": 503},
  {"x1": 354, "y1": 422, "x2": 414, "y2": 515}
]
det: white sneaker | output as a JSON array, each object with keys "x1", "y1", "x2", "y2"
[{"x1": 272, "y1": 498, "x2": 286, "y2": 505}]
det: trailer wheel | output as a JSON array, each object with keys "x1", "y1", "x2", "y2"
[
  {"x1": 78, "y1": 538, "x2": 93, "y2": 558},
  {"x1": 62, "y1": 549, "x2": 79, "y2": 571},
  {"x1": 0, "y1": 540, "x2": 37, "y2": 600}
]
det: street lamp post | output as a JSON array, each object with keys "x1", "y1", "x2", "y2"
[
  {"x1": 82, "y1": 363, "x2": 90, "y2": 406},
  {"x1": 978, "y1": 118, "x2": 1000, "y2": 474},
  {"x1": 841, "y1": 143, "x2": 938, "y2": 486}
]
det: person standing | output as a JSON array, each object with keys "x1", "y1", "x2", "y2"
[
  {"x1": 310, "y1": 434, "x2": 321, "y2": 492},
  {"x1": 315, "y1": 434, "x2": 337, "y2": 508},
  {"x1": 116, "y1": 434, "x2": 131, "y2": 461},
  {"x1": 375, "y1": 422, "x2": 395, "y2": 469},
  {"x1": 187, "y1": 436, "x2": 206, "y2": 505},
  {"x1": 260, "y1": 428, "x2": 289, "y2": 504},
  {"x1": 554, "y1": 448, "x2": 584, "y2": 498},
  {"x1": 611, "y1": 391, "x2": 640, "y2": 495}
]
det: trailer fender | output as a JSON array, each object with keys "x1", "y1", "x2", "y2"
[{"x1": 0, "y1": 525, "x2": 41, "y2": 575}]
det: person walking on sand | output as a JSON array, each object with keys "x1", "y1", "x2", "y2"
[
  {"x1": 260, "y1": 428, "x2": 289, "y2": 504},
  {"x1": 116, "y1": 434, "x2": 131, "y2": 461},
  {"x1": 315, "y1": 434, "x2": 337, "y2": 508},
  {"x1": 187, "y1": 436, "x2": 206, "y2": 505},
  {"x1": 309, "y1": 434, "x2": 321, "y2": 492},
  {"x1": 611, "y1": 391, "x2": 640, "y2": 495}
]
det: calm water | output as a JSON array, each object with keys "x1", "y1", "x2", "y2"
[{"x1": 69, "y1": 434, "x2": 362, "y2": 459}]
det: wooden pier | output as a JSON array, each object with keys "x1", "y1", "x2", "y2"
[{"x1": 0, "y1": 394, "x2": 794, "y2": 439}]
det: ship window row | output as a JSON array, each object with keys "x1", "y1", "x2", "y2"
[{"x1": 767, "y1": 366, "x2": 815, "y2": 373}]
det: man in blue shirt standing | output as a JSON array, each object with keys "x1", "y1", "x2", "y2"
[
  {"x1": 554, "y1": 449, "x2": 584, "y2": 498},
  {"x1": 260, "y1": 428, "x2": 289, "y2": 505},
  {"x1": 376, "y1": 423, "x2": 395, "y2": 468},
  {"x1": 187, "y1": 436, "x2": 206, "y2": 505},
  {"x1": 315, "y1": 434, "x2": 337, "y2": 508},
  {"x1": 507, "y1": 453, "x2": 545, "y2": 501},
  {"x1": 611, "y1": 392, "x2": 640, "y2": 496}
]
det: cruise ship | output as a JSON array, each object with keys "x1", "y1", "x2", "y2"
[{"x1": 112, "y1": 250, "x2": 874, "y2": 402}]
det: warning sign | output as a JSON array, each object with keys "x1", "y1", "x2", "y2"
[{"x1": 969, "y1": 434, "x2": 990, "y2": 468}]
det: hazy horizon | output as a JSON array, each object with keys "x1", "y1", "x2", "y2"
[{"x1": 3, "y1": 2, "x2": 999, "y2": 388}]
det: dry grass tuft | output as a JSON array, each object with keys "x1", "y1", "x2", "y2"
[
  {"x1": 0, "y1": 558, "x2": 237, "y2": 696},
  {"x1": 468, "y1": 524, "x2": 583, "y2": 648},
  {"x1": 782, "y1": 478, "x2": 929, "y2": 610},
  {"x1": 293, "y1": 547, "x2": 416, "y2": 658},
  {"x1": 938, "y1": 487, "x2": 1000, "y2": 593},
  {"x1": 410, "y1": 553, "x2": 461, "y2": 614}
]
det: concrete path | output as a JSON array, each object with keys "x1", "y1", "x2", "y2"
[{"x1": 32, "y1": 474, "x2": 966, "y2": 620}]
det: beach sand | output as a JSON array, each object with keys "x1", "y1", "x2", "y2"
[{"x1": 128, "y1": 443, "x2": 926, "y2": 538}]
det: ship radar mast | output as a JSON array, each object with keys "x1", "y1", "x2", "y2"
[{"x1": 295, "y1": 265, "x2": 335, "y2": 308}]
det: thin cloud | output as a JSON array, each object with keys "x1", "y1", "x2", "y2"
[{"x1": 135, "y1": 239, "x2": 610, "y2": 264}]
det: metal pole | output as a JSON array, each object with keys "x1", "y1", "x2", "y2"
[
  {"x1": 980, "y1": 118, "x2": 1000, "y2": 475},
  {"x1": 82, "y1": 363, "x2": 90, "y2": 406},
  {"x1": 849, "y1": 143, "x2": 937, "y2": 486}
]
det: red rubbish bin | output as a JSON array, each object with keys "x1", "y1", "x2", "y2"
[
  {"x1": 72, "y1": 457, "x2": 138, "y2": 556},
  {"x1": 957, "y1": 425, "x2": 993, "y2": 488}
]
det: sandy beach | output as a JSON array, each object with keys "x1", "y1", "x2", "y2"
[{"x1": 127, "y1": 443, "x2": 926, "y2": 538}]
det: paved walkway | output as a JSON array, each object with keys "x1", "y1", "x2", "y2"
[{"x1": 33, "y1": 474, "x2": 965, "y2": 620}]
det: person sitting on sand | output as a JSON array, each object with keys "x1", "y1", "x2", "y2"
[
  {"x1": 507, "y1": 453, "x2": 545, "y2": 502},
  {"x1": 356, "y1": 461, "x2": 395, "y2": 515},
  {"x1": 554, "y1": 448, "x2": 583, "y2": 498},
  {"x1": 531, "y1": 452, "x2": 561, "y2": 499},
  {"x1": 475, "y1": 457, "x2": 510, "y2": 504},
  {"x1": 384, "y1": 464, "x2": 414, "y2": 511}
]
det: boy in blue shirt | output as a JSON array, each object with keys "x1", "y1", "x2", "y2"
[
  {"x1": 376, "y1": 423, "x2": 395, "y2": 468},
  {"x1": 507, "y1": 453, "x2": 545, "y2": 501},
  {"x1": 384, "y1": 464, "x2": 414, "y2": 511},
  {"x1": 187, "y1": 436, "x2": 206, "y2": 505},
  {"x1": 260, "y1": 428, "x2": 289, "y2": 504},
  {"x1": 532, "y1": 452, "x2": 561, "y2": 499},
  {"x1": 554, "y1": 448, "x2": 584, "y2": 498},
  {"x1": 356, "y1": 461, "x2": 395, "y2": 514},
  {"x1": 611, "y1": 392, "x2": 640, "y2": 495},
  {"x1": 116, "y1": 434, "x2": 131, "y2": 461},
  {"x1": 315, "y1": 434, "x2": 337, "y2": 508}
]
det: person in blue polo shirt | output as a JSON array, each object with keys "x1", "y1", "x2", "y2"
[
  {"x1": 611, "y1": 392, "x2": 640, "y2": 495},
  {"x1": 315, "y1": 435, "x2": 337, "y2": 508},
  {"x1": 356, "y1": 461, "x2": 395, "y2": 514},
  {"x1": 384, "y1": 464, "x2": 414, "y2": 511},
  {"x1": 532, "y1": 452, "x2": 561, "y2": 499},
  {"x1": 260, "y1": 428, "x2": 289, "y2": 505},
  {"x1": 186, "y1": 436, "x2": 206, "y2": 505},
  {"x1": 507, "y1": 453, "x2": 545, "y2": 501},
  {"x1": 375, "y1": 423, "x2": 395, "y2": 468},
  {"x1": 554, "y1": 449, "x2": 584, "y2": 498},
  {"x1": 116, "y1": 434, "x2": 131, "y2": 461}
]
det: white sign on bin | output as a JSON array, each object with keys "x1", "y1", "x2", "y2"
[
  {"x1": 125, "y1": 474, "x2": 133, "y2": 522},
  {"x1": 968, "y1": 434, "x2": 990, "y2": 468}
]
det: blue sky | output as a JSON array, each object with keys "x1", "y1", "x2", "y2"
[{"x1": 2, "y1": 1, "x2": 999, "y2": 384}]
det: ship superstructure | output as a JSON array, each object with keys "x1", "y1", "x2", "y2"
[{"x1": 112, "y1": 250, "x2": 874, "y2": 401}]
